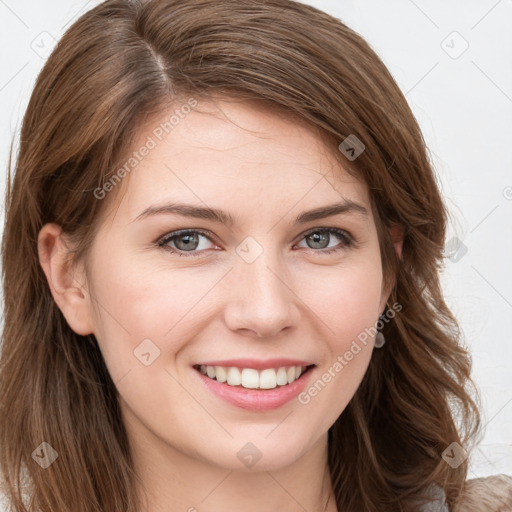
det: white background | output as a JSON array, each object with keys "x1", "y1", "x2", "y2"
[{"x1": 0, "y1": 0, "x2": 511, "y2": 479}]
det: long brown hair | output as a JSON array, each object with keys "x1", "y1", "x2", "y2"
[{"x1": 0, "y1": 0, "x2": 481, "y2": 510}]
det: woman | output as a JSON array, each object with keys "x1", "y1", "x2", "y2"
[{"x1": 0, "y1": 0, "x2": 485, "y2": 510}]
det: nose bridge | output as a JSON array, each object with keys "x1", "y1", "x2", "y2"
[{"x1": 224, "y1": 237, "x2": 298, "y2": 337}]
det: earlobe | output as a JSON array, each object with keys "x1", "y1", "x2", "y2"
[
  {"x1": 37, "y1": 223, "x2": 95, "y2": 336},
  {"x1": 390, "y1": 223, "x2": 404, "y2": 259}
]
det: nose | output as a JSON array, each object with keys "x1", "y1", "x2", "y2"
[{"x1": 223, "y1": 250, "x2": 300, "y2": 339}]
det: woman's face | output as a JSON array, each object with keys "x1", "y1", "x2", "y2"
[{"x1": 75, "y1": 98, "x2": 394, "y2": 471}]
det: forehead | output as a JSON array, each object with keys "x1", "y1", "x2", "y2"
[{"x1": 102, "y1": 98, "x2": 371, "y2": 225}]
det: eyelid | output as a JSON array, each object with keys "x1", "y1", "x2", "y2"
[
  {"x1": 297, "y1": 226, "x2": 351, "y2": 241},
  {"x1": 156, "y1": 228, "x2": 219, "y2": 248}
]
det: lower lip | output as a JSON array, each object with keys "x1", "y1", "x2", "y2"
[{"x1": 194, "y1": 366, "x2": 315, "y2": 411}]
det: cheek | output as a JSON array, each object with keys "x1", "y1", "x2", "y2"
[
  {"x1": 300, "y1": 258, "x2": 384, "y2": 344},
  {"x1": 86, "y1": 248, "x2": 228, "y2": 379},
  {"x1": 296, "y1": 263, "x2": 382, "y2": 420}
]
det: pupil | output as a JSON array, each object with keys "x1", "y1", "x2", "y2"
[
  {"x1": 308, "y1": 231, "x2": 328, "y2": 249},
  {"x1": 177, "y1": 233, "x2": 198, "y2": 251}
]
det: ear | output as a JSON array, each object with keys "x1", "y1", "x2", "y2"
[
  {"x1": 390, "y1": 223, "x2": 404, "y2": 259},
  {"x1": 378, "y1": 223, "x2": 404, "y2": 313},
  {"x1": 37, "y1": 223, "x2": 95, "y2": 336}
]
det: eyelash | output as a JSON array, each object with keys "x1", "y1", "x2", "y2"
[{"x1": 156, "y1": 227, "x2": 355, "y2": 257}]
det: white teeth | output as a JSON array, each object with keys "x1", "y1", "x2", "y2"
[
  {"x1": 276, "y1": 367, "x2": 288, "y2": 386},
  {"x1": 227, "y1": 367, "x2": 241, "y2": 386},
  {"x1": 259, "y1": 369, "x2": 277, "y2": 389},
  {"x1": 215, "y1": 366, "x2": 227, "y2": 383},
  {"x1": 198, "y1": 364, "x2": 309, "y2": 389},
  {"x1": 241, "y1": 368, "x2": 259, "y2": 389}
]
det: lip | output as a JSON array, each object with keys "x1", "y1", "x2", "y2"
[
  {"x1": 194, "y1": 358, "x2": 314, "y2": 370},
  {"x1": 193, "y1": 364, "x2": 316, "y2": 411}
]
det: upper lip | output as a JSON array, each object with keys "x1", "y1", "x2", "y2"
[{"x1": 194, "y1": 358, "x2": 315, "y2": 370}]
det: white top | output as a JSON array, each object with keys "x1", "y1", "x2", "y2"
[{"x1": 417, "y1": 485, "x2": 450, "y2": 511}]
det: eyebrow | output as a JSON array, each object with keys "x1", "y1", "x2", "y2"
[{"x1": 132, "y1": 200, "x2": 368, "y2": 226}]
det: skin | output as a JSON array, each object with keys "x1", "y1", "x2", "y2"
[{"x1": 38, "y1": 97, "x2": 402, "y2": 512}]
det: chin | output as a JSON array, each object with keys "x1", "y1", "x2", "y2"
[{"x1": 203, "y1": 429, "x2": 320, "y2": 473}]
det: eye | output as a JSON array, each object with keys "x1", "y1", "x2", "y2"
[
  {"x1": 157, "y1": 227, "x2": 354, "y2": 257},
  {"x1": 157, "y1": 229, "x2": 218, "y2": 256},
  {"x1": 296, "y1": 227, "x2": 353, "y2": 254}
]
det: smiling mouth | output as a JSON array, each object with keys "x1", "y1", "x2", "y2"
[{"x1": 193, "y1": 364, "x2": 315, "y2": 390}]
